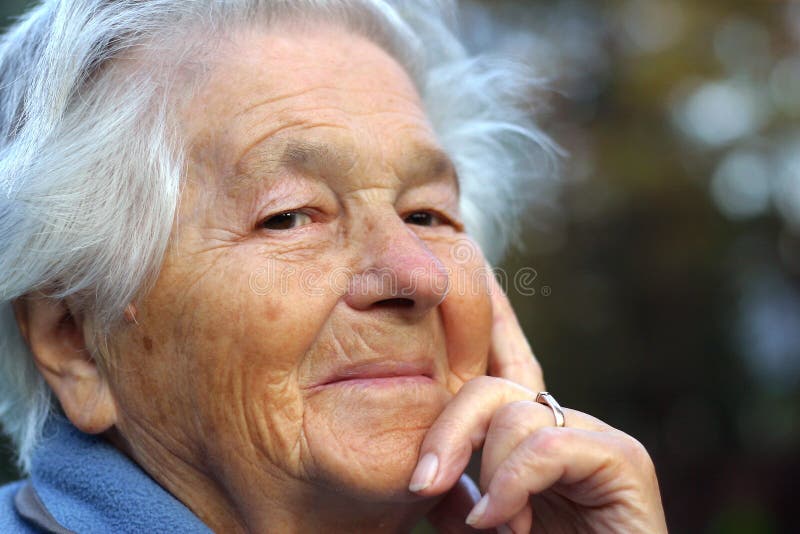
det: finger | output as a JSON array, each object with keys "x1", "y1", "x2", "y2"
[
  {"x1": 467, "y1": 427, "x2": 627, "y2": 529},
  {"x1": 480, "y1": 402, "x2": 610, "y2": 533},
  {"x1": 486, "y1": 267, "x2": 544, "y2": 392},
  {"x1": 507, "y1": 504, "x2": 532, "y2": 534},
  {"x1": 479, "y1": 400, "x2": 551, "y2": 490},
  {"x1": 408, "y1": 376, "x2": 534, "y2": 496},
  {"x1": 480, "y1": 400, "x2": 609, "y2": 490},
  {"x1": 425, "y1": 474, "x2": 482, "y2": 534},
  {"x1": 409, "y1": 377, "x2": 604, "y2": 497}
]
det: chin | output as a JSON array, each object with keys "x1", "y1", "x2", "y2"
[{"x1": 303, "y1": 383, "x2": 450, "y2": 501}]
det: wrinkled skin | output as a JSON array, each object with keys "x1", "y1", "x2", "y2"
[
  {"x1": 106, "y1": 24, "x2": 493, "y2": 532},
  {"x1": 16, "y1": 21, "x2": 667, "y2": 534}
]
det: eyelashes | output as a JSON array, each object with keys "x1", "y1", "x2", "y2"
[
  {"x1": 259, "y1": 211, "x2": 313, "y2": 230},
  {"x1": 257, "y1": 208, "x2": 460, "y2": 234},
  {"x1": 403, "y1": 210, "x2": 453, "y2": 227}
]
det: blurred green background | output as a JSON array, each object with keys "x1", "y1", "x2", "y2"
[{"x1": 1, "y1": 1, "x2": 798, "y2": 532}]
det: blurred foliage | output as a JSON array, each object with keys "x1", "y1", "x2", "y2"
[
  {"x1": 1, "y1": 1, "x2": 799, "y2": 533},
  {"x1": 463, "y1": 0, "x2": 800, "y2": 532}
]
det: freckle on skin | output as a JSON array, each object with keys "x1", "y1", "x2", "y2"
[
  {"x1": 142, "y1": 336, "x2": 154, "y2": 352},
  {"x1": 265, "y1": 304, "x2": 279, "y2": 322}
]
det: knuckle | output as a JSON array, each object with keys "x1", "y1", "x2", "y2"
[
  {"x1": 490, "y1": 401, "x2": 537, "y2": 434},
  {"x1": 494, "y1": 400, "x2": 532, "y2": 421},
  {"x1": 527, "y1": 426, "x2": 563, "y2": 455},
  {"x1": 631, "y1": 440, "x2": 655, "y2": 470},
  {"x1": 616, "y1": 433, "x2": 655, "y2": 472}
]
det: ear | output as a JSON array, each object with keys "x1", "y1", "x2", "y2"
[{"x1": 12, "y1": 295, "x2": 117, "y2": 434}]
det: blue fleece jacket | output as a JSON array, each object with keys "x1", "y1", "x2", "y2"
[{"x1": 0, "y1": 416, "x2": 213, "y2": 533}]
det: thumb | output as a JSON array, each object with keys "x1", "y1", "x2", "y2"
[{"x1": 425, "y1": 474, "x2": 482, "y2": 534}]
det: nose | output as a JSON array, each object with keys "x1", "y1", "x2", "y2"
[{"x1": 344, "y1": 221, "x2": 450, "y2": 319}]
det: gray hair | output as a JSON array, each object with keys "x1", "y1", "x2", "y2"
[{"x1": 0, "y1": 0, "x2": 556, "y2": 471}]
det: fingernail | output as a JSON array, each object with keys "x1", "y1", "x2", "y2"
[
  {"x1": 409, "y1": 452, "x2": 438, "y2": 492},
  {"x1": 497, "y1": 524, "x2": 513, "y2": 534},
  {"x1": 465, "y1": 493, "x2": 490, "y2": 526}
]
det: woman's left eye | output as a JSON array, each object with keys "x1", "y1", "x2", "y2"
[
  {"x1": 404, "y1": 211, "x2": 447, "y2": 227},
  {"x1": 259, "y1": 211, "x2": 313, "y2": 230}
]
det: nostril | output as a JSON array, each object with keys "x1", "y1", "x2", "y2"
[{"x1": 373, "y1": 298, "x2": 415, "y2": 309}]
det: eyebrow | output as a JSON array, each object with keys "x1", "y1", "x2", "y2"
[
  {"x1": 279, "y1": 140, "x2": 356, "y2": 179},
  {"x1": 235, "y1": 138, "x2": 460, "y2": 193}
]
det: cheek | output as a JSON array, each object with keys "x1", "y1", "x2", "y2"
[
  {"x1": 179, "y1": 259, "x2": 334, "y2": 463},
  {"x1": 114, "y1": 253, "x2": 340, "y2": 474},
  {"x1": 428, "y1": 236, "x2": 493, "y2": 393}
]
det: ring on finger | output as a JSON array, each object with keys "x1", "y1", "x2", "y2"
[{"x1": 535, "y1": 391, "x2": 565, "y2": 428}]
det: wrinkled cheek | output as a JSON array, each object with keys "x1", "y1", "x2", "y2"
[
  {"x1": 184, "y1": 270, "x2": 317, "y2": 467},
  {"x1": 134, "y1": 258, "x2": 311, "y2": 470}
]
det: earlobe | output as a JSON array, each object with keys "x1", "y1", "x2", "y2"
[{"x1": 11, "y1": 295, "x2": 118, "y2": 434}]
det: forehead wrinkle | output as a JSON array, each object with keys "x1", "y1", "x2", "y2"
[
  {"x1": 231, "y1": 84, "x2": 425, "y2": 125},
  {"x1": 231, "y1": 86, "x2": 327, "y2": 120},
  {"x1": 217, "y1": 112, "x2": 429, "y2": 196}
]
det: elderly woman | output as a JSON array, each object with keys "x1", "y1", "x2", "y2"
[{"x1": 0, "y1": 0, "x2": 666, "y2": 532}]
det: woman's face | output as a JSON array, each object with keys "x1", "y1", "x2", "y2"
[{"x1": 108, "y1": 23, "x2": 493, "y2": 521}]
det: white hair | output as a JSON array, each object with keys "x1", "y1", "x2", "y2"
[{"x1": 0, "y1": 0, "x2": 556, "y2": 471}]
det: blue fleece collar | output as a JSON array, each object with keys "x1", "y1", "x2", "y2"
[{"x1": 29, "y1": 416, "x2": 212, "y2": 534}]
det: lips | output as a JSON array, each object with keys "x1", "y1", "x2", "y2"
[{"x1": 307, "y1": 360, "x2": 436, "y2": 390}]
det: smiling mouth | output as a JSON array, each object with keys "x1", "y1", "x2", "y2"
[
  {"x1": 321, "y1": 374, "x2": 435, "y2": 387},
  {"x1": 308, "y1": 361, "x2": 436, "y2": 390}
]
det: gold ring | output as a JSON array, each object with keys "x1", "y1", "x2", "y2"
[{"x1": 535, "y1": 391, "x2": 565, "y2": 427}]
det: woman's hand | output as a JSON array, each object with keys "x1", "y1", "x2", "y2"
[{"x1": 421, "y1": 273, "x2": 667, "y2": 533}]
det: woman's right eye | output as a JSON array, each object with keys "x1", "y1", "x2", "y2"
[{"x1": 259, "y1": 211, "x2": 313, "y2": 231}]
